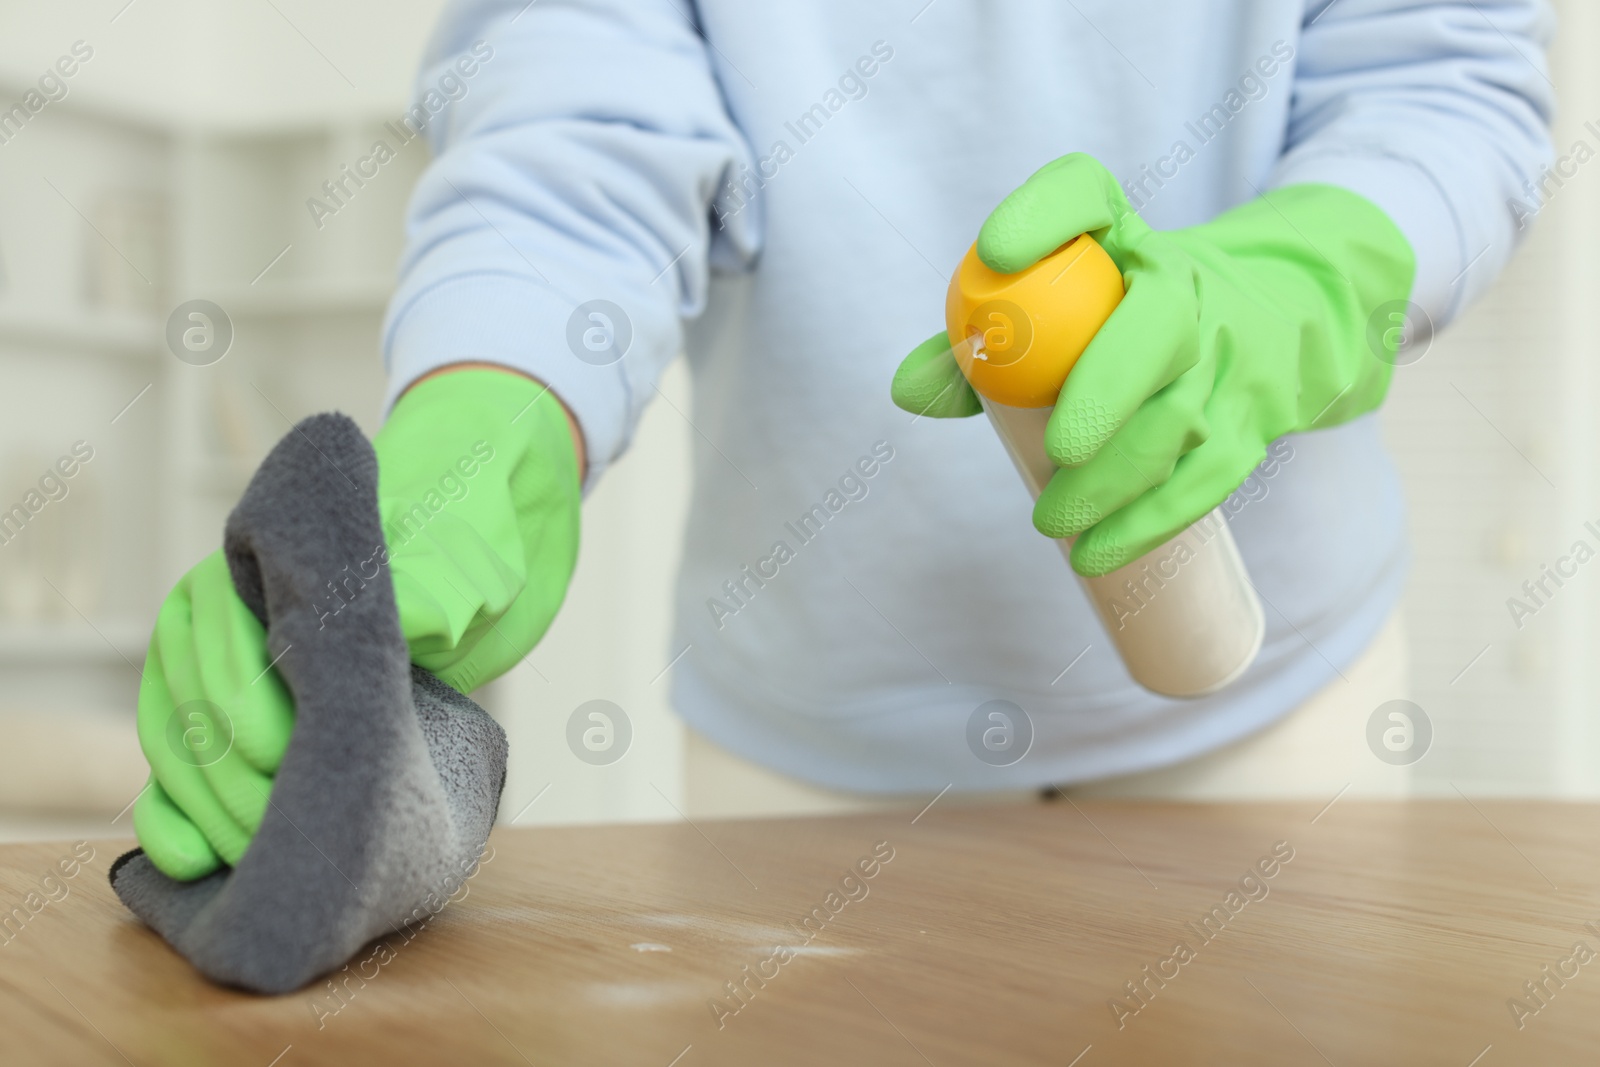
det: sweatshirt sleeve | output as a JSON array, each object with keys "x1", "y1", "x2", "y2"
[
  {"x1": 382, "y1": 0, "x2": 760, "y2": 486},
  {"x1": 1268, "y1": 0, "x2": 1555, "y2": 327}
]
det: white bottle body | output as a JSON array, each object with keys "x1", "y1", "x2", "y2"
[{"x1": 981, "y1": 397, "x2": 1265, "y2": 698}]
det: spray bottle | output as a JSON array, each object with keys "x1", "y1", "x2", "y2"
[{"x1": 945, "y1": 235, "x2": 1264, "y2": 697}]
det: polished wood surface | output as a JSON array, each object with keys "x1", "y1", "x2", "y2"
[{"x1": 3, "y1": 799, "x2": 1599, "y2": 1065}]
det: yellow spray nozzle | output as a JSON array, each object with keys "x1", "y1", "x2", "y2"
[{"x1": 944, "y1": 234, "x2": 1124, "y2": 409}]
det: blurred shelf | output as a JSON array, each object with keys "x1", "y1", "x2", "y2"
[
  {"x1": 208, "y1": 276, "x2": 393, "y2": 317},
  {"x1": 0, "y1": 621, "x2": 149, "y2": 665},
  {"x1": 0, "y1": 812, "x2": 138, "y2": 844},
  {"x1": 0, "y1": 306, "x2": 161, "y2": 359},
  {"x1": 189, "y1": 456, "x2": 256, "y2": 496}
]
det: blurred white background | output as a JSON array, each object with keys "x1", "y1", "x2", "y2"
[{"x1": 0, "y1": 0, "x2": 1594, "y2": 843}]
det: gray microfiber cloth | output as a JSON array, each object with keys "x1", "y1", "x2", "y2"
[{"x1": 109, "y1": 413, "x2": 507, "y2": 994}]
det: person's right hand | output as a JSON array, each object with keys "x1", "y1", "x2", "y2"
[
  {"x1": 375, "y1": 368, "x2": 583, "y2": 696},
  {"x1": 134, "y1": 368, "x2": 583, "y2": 880},
  {"x1": 133, "y1": 551, "x2": 294, "y2": 881}
]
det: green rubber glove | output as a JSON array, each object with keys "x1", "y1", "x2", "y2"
[
  {"x1": 376, "y1": 369, "x2": 581, "y2": 695},
  {"x1": 134, "y1": 369, "x2": 581, "y2": 880},
  {"x1": 133, "y1": 551, "x2": 295, "y2": 880},
  {"x1": 892, "y1": 153, "x2": 1416, "y2": 576}
]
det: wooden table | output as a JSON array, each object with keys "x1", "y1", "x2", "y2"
[{"x1": 2, "y1": 799, "x2": 1599, "y2": 1065}]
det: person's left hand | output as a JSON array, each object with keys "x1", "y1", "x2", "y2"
[{"x1": 892, "y1": 153, "x2": 1415, "y2": 576}]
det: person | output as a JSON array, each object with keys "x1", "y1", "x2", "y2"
[{"x1": 131, "y1": 0, "x2": 1554, "y2": 878}]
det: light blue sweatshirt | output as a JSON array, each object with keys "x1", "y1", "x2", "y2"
[{"x1": 385, "y1": 0, "x2": 1554, "y2": 791}]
